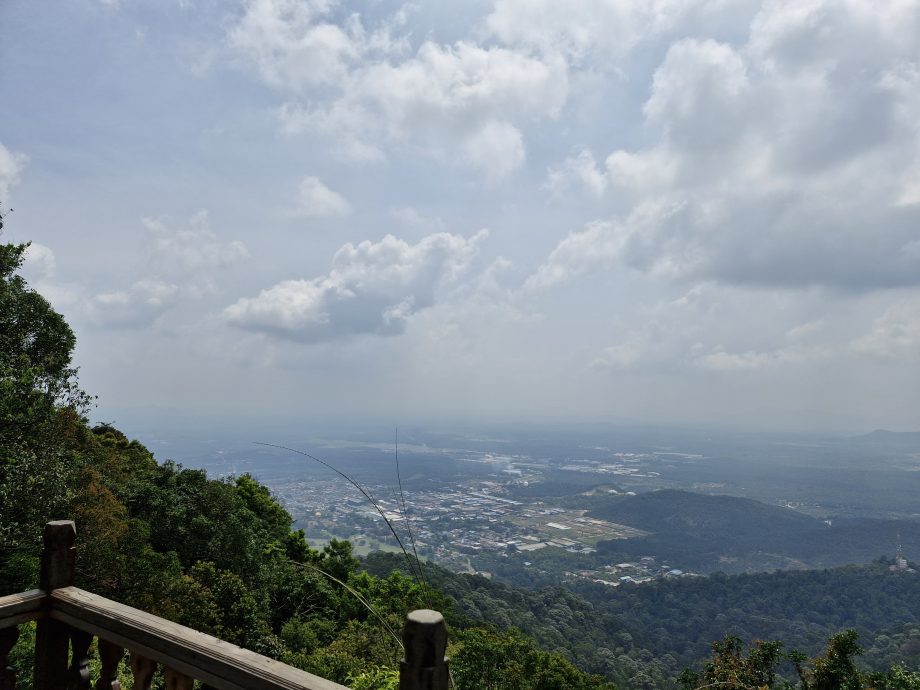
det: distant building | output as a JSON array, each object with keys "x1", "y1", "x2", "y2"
[{"x1": 890, "y1": 531, "x2": 913, "y2": 571}]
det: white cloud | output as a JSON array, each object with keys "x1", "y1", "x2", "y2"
[
  {"x1": 87, "y1": 280, "x2": 180, "y2": 328},
  {"x1": 545, "y1": 149, "x2": 607, "y2": 199},
  {"x1": 290, "y1": 40, "x2": 566, "y2": 178},
  {"x1": 296, "y1": 176, "x2": 351, "y2": 217},
  {"x1": 228, "y1": 0, "x2": 362, "y2": 90},
  {"x1": 534, "y1": 0, "x2": 920, "y2": 291},
  {"x1": 225, "y1": 230, "x2": 487, "y2": 341},
  {"x1": 228, "y1": 0, "x2": 569, "y2": 180},
  {"x1": 0, "y1": 141, "x2": 26, "y2": 201},
  {"x1": 486, "y1": 0, "x2": 764, "y2": 64},
  {"x1": 67, "y1": 212, "x2": 249, "y2": 330},
  {"x1": 459, "y1": 120, "x2": 525, "y2": 183},
  {"x1": 142, "y1": 210, "x2": 248, "y2": 274},
  {"x1": 22, "y1": 243, "x2": 56, "y2": 279}
]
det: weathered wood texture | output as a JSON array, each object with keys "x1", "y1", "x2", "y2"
[
  {"x1": 8, "y1": 521, "x2": 450, "y2": 690},
  {"x1": 51, "y1": 587, "x2": 349, "y2": 690},
  {"x1": 0, "y1": 590, "x2": 44, "y2": 629},
  {"x1": 164, "y1": 667, "x2": 195, "y2": 690},
  {"x1": 130, "y1": 653, "x2": 156, "y2": 690},
  {"x1": 95, "y1": 639, "x2": 124, "y2": 690},
  {"x1": 400, "y1": 609, "x2": 450, "y2": 690},
  {"x1": 35, "y1": 520, "x2": 77, "y2": 690},
  {"x1": 68, "y1": 628, "x2": 93, "y2": 689}
]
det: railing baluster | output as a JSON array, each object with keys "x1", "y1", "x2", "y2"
[
  {"x1": 0, "y1": 626, "x2": 20, "y2": 690},
  {"x1": 95, "y1": 639, "x2": 124, "y2": 690},
  {"x1": 129, "y1": 653, "x2": 156, "y2": 690},
  {"x1": 164, "y1": 668, "x2": 193, "y2": 690},
  {"x1": 67, "y1": 629, "x2": 92, "y2": 690}
]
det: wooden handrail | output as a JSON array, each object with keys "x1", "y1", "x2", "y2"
[
  {"x1": 50, "y1": 586, "x2": 346, "y2": 690},
  {"x1": 0, "y1": 591, "x2": 43, "y2": 629},
  {"x1": 0, "y1": 521, "x2": 450, "y2": 690}
]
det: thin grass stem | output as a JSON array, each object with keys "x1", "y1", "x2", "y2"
[{"x1": 253, "y1": 442, "x2": 425, "y2": 589}]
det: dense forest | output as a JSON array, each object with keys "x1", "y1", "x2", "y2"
[{"x1": 4, "y1": 222, "x2": 920, "y2": 690}]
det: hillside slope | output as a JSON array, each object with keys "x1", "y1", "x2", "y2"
[{"x1": 589, "y1": 490, "x2": 920, "y2": 572}]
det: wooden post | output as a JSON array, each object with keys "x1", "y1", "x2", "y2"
[
  {"x1": 95, "y1": 640, "x2": 124, "y2": 690},
  {"x1": 0, "y1": 626, "x2": 19, "y2": 690},
  {"x1": 399, "y1": 609, "x2": 449, "y2": 690},
  {"x1": 34, "y1": 520, "x2": 76, "y2": 690}
]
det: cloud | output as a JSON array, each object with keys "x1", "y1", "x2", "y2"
[
  {"x1": 228, "y1": 0, "x2": 363, "y2": 90},
  {"x1": 142, "y1": 210, "x2": 248, "y2": 275},
  {"x1": 0, "y1": 141, "x2": 27, "y2": 200},
  {"x1": 69, "y1": 211, "x2": 248, "y2": 330},
  {"x1": 228, "y1": 2, "x2": 568, "y2": 180},
  {"x1": 86, "y1": 280, "x2": 180, "y2": 328},
  {"x1": 486, "y1": 0, "x2": 763, "y2": 64},
  {"x1": 284, "y1": 41, "x2": 566, "y2": 178},
  {"x1": 533, "y1": 0, "x2": 920, "y2": 291},
  {"x1": 225, "y1": 230, "x2": 487, "y2": 342},
  {"x1": 22, "y1": 243, "x2": 56, "y2": 279},
  {"x1": 544, "y1": 149, "x2": 607, "y2": 199},
  {"x1": 295, "y1": 176, "x2": 351, "y2": 217}
]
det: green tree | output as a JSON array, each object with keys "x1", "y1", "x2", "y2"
[{"x1": 0, "y1": 237, "x2": 92, "y2": 590}]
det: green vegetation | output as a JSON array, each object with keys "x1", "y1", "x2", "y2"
[{"x1": 679, "y1": 630, "x2": 920, "y2": 690}]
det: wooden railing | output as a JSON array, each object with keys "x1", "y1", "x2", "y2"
[{"x1": 0, "y1": 521, "x2": 450, "y2": 690}]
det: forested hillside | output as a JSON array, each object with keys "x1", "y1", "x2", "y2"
[
  {"x1": 366, "y1": 551, "x2": 920, "y2": 689},
  {"x1": 589, "y1": 490, "x2": 920, "y2": 574}
]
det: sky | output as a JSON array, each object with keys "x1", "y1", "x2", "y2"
[{"x1": 1, "y1": 0, "x2": 919, "y2": 435}]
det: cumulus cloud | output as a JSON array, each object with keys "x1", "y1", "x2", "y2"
[
  {"x1": 228, "y1": 3, "x2": 568, "y2": 180},
  {"x1": 225, "y1": 230, "x2": 487, "y2": 342},
  {"x1": 0, "y1": 141, "x2": 26, "y2": 200},
  {"x1": 534, "y1": 0, "x2": 920, "y2": 291},
  {"x1": 295, "y1": 176, "x2": 351, "y2": 217},
  {"x1": 284, "y1": 41, "x2": 566, "y2": 178},
  {"x1": 486, "y1": 0, "x2": 763, "y2": 64},
  {"x1": 228, "y1": 0, "x2": 363, "y2": 90}
]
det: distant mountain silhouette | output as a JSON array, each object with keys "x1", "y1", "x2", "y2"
[{"x1": 590, "y1": 489, "x2": 920, "y2": 573}]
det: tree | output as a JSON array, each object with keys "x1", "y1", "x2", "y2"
[{"x1": 0, "y1": 235, "x2": 92, "y2": 590}]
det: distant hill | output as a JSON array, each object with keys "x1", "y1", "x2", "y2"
[
  {"x1": 590, "y1": 489, "x2": 920, "y2": 573},
  {"x1": 591, "y1": 488, "x2": 821, "y2": 537},
  {"x1": 853, "y1": 430, "x2": 920, "y2": 450}
]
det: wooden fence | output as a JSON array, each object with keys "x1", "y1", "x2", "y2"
[{"x1": 0, "y1": 521, "x2": 449, "y2": 690}]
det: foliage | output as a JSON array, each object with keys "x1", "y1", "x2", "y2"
[
  {"x1": 680, "y1": 630, "x2": 920, "y2": 690},
  {"x1": 450, "y1": 627, "x2": 616, "y2": 690}
]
